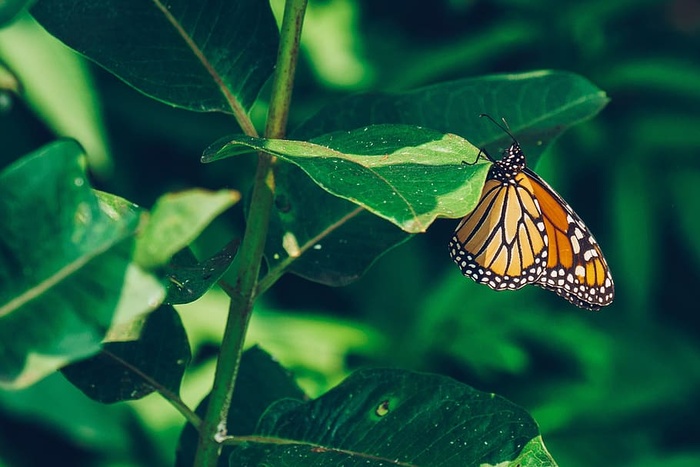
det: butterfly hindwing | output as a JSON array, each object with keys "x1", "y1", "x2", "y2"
[{"x1": 525, "y1": 168, "x2": 614, "y2": 310}]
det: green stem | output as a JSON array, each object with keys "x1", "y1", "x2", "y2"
[
  {"x1": 103, "y1": 350, "x2": 201, "y2": 428},
  {"x1": 266, "y1": 0, "x2": 308, "y2": 139},
  {"x1": 193, "y1": 1, "x2": 307, "y2": 465}
]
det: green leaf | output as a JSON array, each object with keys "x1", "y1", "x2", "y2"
[
  {"x1": 176, "y1": 346, "x2": 305, "y2": 467},
  {"x1": 266, "y1": 162, "x2": 413, "y2": 286},
  {"x1": 229, "y1": 369, "x2": 557, "y2": 467},
  {"x1": 204, "y1": 124, "x2": 488, "y2": 233},
  {"x1": 30, "y1": 0, "x2": 279, "y2": 113},
  {"x1": 0, "y1": 0, "x2": 29, "y2": 27},
  {"x1": 504, "y1": 437, "x2": 558, "y2": 467},
  {"x1": 258, "y1": 71, "x2": 609, "y2": 286},
  {"x1": 0, "y1": 140, "x2": 165, "y2": 389},
  {"x1": 60, "y1": 305, "x2": 190, "y2": 403},
  {"x1": 133, "y1": 189, "x2": 240, "y2": 270},
  {"x1": 164, "y1": 241, "x2": 238, "y2": 305},
  {"x1": 293, "y1": 70, "x2": 609, "y2": 162}
]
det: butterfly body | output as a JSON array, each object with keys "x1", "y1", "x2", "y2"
[{"x1": 449, "y1": 137, "x2": 614, "y2": 310}]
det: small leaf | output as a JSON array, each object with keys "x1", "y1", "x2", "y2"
[
  {"x1": 61, "y1": 305, "x2": 190, "y2": 403},
  {"x1": 0, "y1": 140, "x2": 165, "y2": 388},
  {"x1": 229, "y1": 368, "x2": 557, "y2": 467},
  {"x1": 31, "y1": 0, "x2": 279, "y2": 113},
  {"x1": 506, "y1": 436, "x2": 558, "y2": 467},
  {"x1": 164, "y1": 240, "x2": 238, "y2": 305},
  {"x1": 205, "y1": 124, "x2": 488, "y2": 233},
  {"x1": 176, "y1": 346, "x2": 305, "y2": 467},
  {"x1": 134, "y1": 189, "x2": 240, "y2": 270}
]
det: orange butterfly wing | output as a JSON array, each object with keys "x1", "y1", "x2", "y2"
[
  {"x1": 450, "y1": 142, "x2": 614, "y2": 310},
  {"x1": 524, "y1": 168, "x2": 614, "y2": 310},
  {"x1": 449, "y1": 172, "x2": 548, "y2": 291}
]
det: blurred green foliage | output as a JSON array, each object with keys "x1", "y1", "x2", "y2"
[{"x1": 1, "y1": 0, "x2": 699, "y2": 465}]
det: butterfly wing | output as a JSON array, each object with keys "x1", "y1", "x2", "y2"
[
  {"x1": 524, "y1": 168, "x2": 614, "y2": 310},
  {"x1": 449, "y1": 173, "x2": 549, "y2": 290}
]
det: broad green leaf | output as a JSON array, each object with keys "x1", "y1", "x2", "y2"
[
  {"x1": 31, "y1": 0, "x2": 279, "y2": 114},
  {"x1": 259, "y1": 71, "x2": 609, "y2": 286},
  {"x1": 293, "y1": 70, "x2": 609, "y2": 162},
  {"x1": 133, "y1": 189, "x2": 240, "y2": 270},
  {"x1": 176, "y1": 346, "x2": 305, "y2": 467},
  {"x1": 0, "y1": 140, "x2": 164, "y2": 389},
  {"x1": 229, "y1": 369, "x2": 557, "y2": 467},
  {"x1": 61, "y1": 305, "x2": 190, "y2": 403},
  {"x1": 204, "y1": 124, "x2": 488, "y2": 233},
  {"x1": 164, "y1": 240, "x2": 238, "y2": 305}
]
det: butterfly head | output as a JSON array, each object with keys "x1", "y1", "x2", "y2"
[{"x1": 479, "y1": 114, "x2": 527, "y2": 181}]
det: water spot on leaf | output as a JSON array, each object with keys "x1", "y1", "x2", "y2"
[{"x1": 375, "y1": 399, "x2": 390, "y2": 417}]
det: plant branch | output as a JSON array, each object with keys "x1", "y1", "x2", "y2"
[
  {"x1": 266, "y1": 0, "x2": 307, "y2": 139},
  {"x1": 103, "y1": 350, "x2": 201, "y2": 428},
  {"x1": 193, "y1": 0, "x2": 308, "y2": 465}
]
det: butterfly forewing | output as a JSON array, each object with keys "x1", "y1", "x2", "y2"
[{"x1": 449, "y1": 174, "x2": 549, "y2": 291}]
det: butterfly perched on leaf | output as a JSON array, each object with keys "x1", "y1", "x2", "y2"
[{"x1": 448, "y1": 115, "x2": 614, "y2": 310}]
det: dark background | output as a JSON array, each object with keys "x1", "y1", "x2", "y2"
[{"x1": 1, "y1": 0, "x2": 699, "y2": 465}]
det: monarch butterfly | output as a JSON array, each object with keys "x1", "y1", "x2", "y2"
[{"x1": 448, "y1": 115, "x2": 614, "y2": 310}]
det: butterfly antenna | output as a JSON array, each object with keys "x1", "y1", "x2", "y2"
[{"x1": 479, "y1": 113, "x2": 519, "y2": 144}]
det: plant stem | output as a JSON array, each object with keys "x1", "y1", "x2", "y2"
[
  {"x1": 193, "y1": 1, "x2": 307, "y2": 465},
  {"x1": 266, "y1": 0, "x2": 308, "y2": 139}
]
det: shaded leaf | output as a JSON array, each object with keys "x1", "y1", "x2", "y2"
[
  {"x1": 134, "y1": 189, "x2": 240, "y2": 270},
  {"x1": 165, "y1": 240, "x2": 238, "y2": 305},
  {"x1": 293, "y1": 70, "x2": 609, "y2": 163},
  {"x1": 61, "y1": 305, "x2": 190, "y2": 403},
  {"x1": 260, "y1": 71, "x2": 609, "y2": 286},
  {"x1": 31, "y1": 0, "x2": 279, "y2": 113},
  {"x1": 205, "y1": 124, "x2": 488, "y2": 233},
  {"x1": 0, "y1": 140, "x2": 164, "y2": 389},
  {"x1": 229, "y1": 368, "x2": 556, "y2": 467},
  {"x1": 0, "y1": 0, "x2": 28, "y2": 26},
  {"x1": 176, "y1": 346, "x2": 305, "y2": 467},
  {"x1": 266, "y1": 162, "x2": 412, "y2": 286}
]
